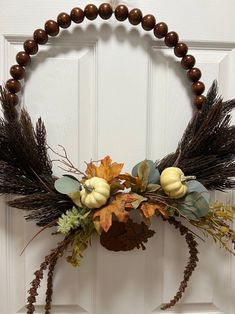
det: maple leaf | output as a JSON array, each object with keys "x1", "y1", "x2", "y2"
[
  {"x1": 85, "y1": 156, "x2": 123, "y2": 183},
  {"x1": 93, "y1": 193, "x2": 136, "y2": 232},
  {"x1": 140, "y1": 202, "x2": 169, "y2": 219}
]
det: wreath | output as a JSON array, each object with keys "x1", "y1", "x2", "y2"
[{"x1": 1, "y1": 3, "x2": 235, "y2": 313}]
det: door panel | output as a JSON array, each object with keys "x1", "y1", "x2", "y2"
[{"x1": 0, "y1": 1, "x2": 235, "y2": 313}]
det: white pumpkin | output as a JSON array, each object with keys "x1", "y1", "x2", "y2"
[
  {"x1": 160, "y1": 167, "x2": 195, "y2": 199},
  {"x1": 80, "y1": 177, "x2": 110, "y2": 209}
]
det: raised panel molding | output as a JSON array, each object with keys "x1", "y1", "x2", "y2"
[
  {"x1": 2, "y1": 33, "x2": 99, "y2": 168},
  {"x1": 146, "y1": 41, "x2": 235, "y2": 313},
  {"x1": 153, "y1": 303, "x2": 224, "y2": 314},
  {"x1": 147, "y1": 40, "x2": 235, "y2": 161},
  {"x1": 17, "y1": 305, "x2": 88, "y2": 313},
  {"x1": 1, "y1": 34, "x2": 98, "y2": 314}
]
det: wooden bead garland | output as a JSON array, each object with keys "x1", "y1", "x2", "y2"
[{"x1": 5, "y1": 2, "x2": 207, "y2": 109}]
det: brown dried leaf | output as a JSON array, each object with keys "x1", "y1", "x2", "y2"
[
  {"x1": 118, "y1": 173, "x2": 145, "y2": 192},
  {"x1": 93, "y1": 193, "x2": 136, "y2": 232},
  {"x1": 141, "y1": 202, "x2": 169, "y2": 219}
]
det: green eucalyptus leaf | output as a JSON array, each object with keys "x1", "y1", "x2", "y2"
[
  {"x1": 63, "y1": 174, "x2": 80, "y2": 182},
  {"x1": 177, "y1": 192, "x2": 209, "y2": 221},
  {"x1": 137, "y1": 160, "x2": 150, "y2": 187},
  {"x1": 186, "y1": 180, "x2": 210, "y2": 203},
  {"x1": 132, "y1": 160, "x2": 160, "y2": 185},
  {"x1": 54, "y1": 176, "x2": 80, "y2": 195},
  {"x1": 146, "y1": 183, "x2": 161, "y2": 192},
  {"x1": 131, "y1": 194, "x2": 148, "y2": 209},
  {"x1": 148, "y1": 162, "x2": 160, "y2": 184}
]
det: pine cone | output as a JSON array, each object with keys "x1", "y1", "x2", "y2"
[{"x1": 100, "y1": 219, "x2": 155, "y2": 252}]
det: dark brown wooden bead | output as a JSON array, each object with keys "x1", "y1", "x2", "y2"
[
  {"x1": 142, "y1": 14, "x2": 156, "y2": 31},
  {"x1": 5, "y1": 93, "x2": 19, "y2": 106},
  {"x1": 187, "y1": 68, "x2": 201, "y2": 82},
  {"x1": 174, "y1": 42, "x2": 188, "y2": 58},
  {"x1": 115, "y1": 5, "x2": 129, "y2": 21},
  {"x1": 23, "y1": 39, "x2": 38, "y2": 55},
  {"x1": 84, "y1": 4, "x2": 98, "y2": 20},
  {"x1": 16, "y1": 51, "x2": 31, "y2": 66},
  {"x1": 192, "y1": 81, "x2": 205, "y2": 95},
  {"x1": 6, "y1": 79, "x2": 21, "y2": 93},
  {"x1": 44, "y1": 20, "x2": 60, "y2": 36},
  {"x1": 70, "y1": 7, "x2": 85, "y2": 24},
  {"x1": 194, "y1": 95, "x2": 206, "y2": 109},
  {"x1": 165, "y1": 31, "x2": 179, "y2": 47},
  {"x1": 33, "y1": 29, "x2": 48, "y2": 45},
  {"x1": 57, "y1": 12, "x2": 71, "y2": 28},
  {"x1": 99, "y1": 3, "x2": 113, "y2": 20},
  {"x1": 128, "y1": 8, "x2": 143, "y2": 25},
  {"x1": 181, "y1": 55, "x2": 196, "y2": 69},
  {"x1": 10, "y1": 65, "x2": 25, "y2": 80},
  {"x1": 154, "y1": 22, "x2": 168, "y2": 39},
  {"x1": 70, "y1": 7, "x2": 85, "y2": 23}
]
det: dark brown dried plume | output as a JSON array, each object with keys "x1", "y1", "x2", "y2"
[
  {"x1": 0, "y1": 161, "x2": 45, "y2": 195},
  {"x1": 0, "y1": 86, "x2": 18, "y2": 121},
  {"x1": 157, "y1": 81, "x2": 235, "y2": 190},
  {"x1": 9, "y1": 192, "x2": 74, "y2": 226},
  {"x1": 161, "y1": 218, "x2": 199, "y2": 310},
  {"x1": 45, "y1": 256, "x2": 58, "y2": 314},
  {"x1": 26, "y1": 233, "x2": 74, "y2": 314},
  {"x1": 0, "y1": 84, "x2": 70, "y2": 226},
  {"x1": 36, "y1": 118, "x2": 53, "y2": 176},
  {"x1": 0, "y1": 85, "x2": 53, "y2": 189},
  {"x1": 100, "y1": 219, "x2": 155, "y2": 251}
]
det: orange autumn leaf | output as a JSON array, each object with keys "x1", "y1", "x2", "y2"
[
  {"x1": 141, "y1": 202, "x2": 169, "y2": 219},
  {"x1": 85, "y1": 156, "x2": 123, "y2": 183},
  {"x1": 85, "y1": 162, "x2": 97, "y2": 178},
  {"x1": 93, "y1": 193, "x2": 137, "y2": 232}
]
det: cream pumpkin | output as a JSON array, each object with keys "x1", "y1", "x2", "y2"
[
  {"x1": 80, "y1": 177, "x2": 110, "y2": 209},
  {"x1": 160, "y1": 167, "x2": 195, "y2": 199}
]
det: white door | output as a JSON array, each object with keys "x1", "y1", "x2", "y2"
[{"x1": 0, "y1": 1, "x2": 235, "y2": 313}]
